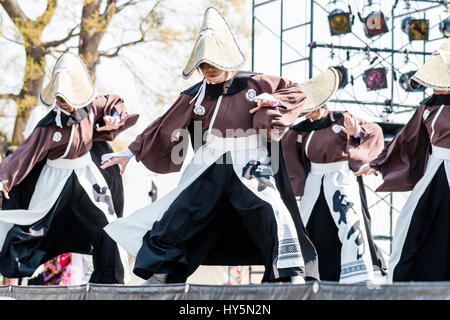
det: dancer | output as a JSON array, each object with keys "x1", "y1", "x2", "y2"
[
  {"x1": 282, "y1": 67, "x2": 386, "y2": 283},
  {"x1": 358, "y1": 38, "x2": 450, "y2": 282},
  {"x1": 0, "y1": 52, "x2": 138, "y2": 284},
  {"x1": 101, "y1": 7, "x2": 319, "y2": 284}
]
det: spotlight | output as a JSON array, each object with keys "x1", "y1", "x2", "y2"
[
  {"x1": 363, "y1": 68, "x2": 387, "y2": 91},
  {"x1": 401, "y1": 17, "x2": 429, "y2": 41},
  {"x1": 439, "y1": 17, "x2": 450, "y2": 38},
  {"x1": 328, "y1": 9, "x2": 352, "y2": 36},
  {"x1": 361, "y1": 11, "x2": 388, "y2": 38},
  {"x1": 332, "y1": 66, "x2": 348, "y2": 88},
  {"x1": 399, "y1": 70, "x2": 426, "y2": 92}
]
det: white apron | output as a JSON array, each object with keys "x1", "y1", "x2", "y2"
[
  {"x1": 0, "y1": 125, "x2": 129, "y2": 282},
  {"x1": 388, "y1": 146, "x2": 450, "y2": 283},
  {"x1": 299, "y1": 160, "x2": 375, "y2": 284},
  {"x1": 104, "y1": 133, "x2": 305, "y2": 270}
]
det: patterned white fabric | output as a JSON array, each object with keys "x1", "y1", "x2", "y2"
[
  {"x1": 104, "y1": 134, "x2": 305, "y2": 270},
  {"x1": 299, "y1": 161, "x2": 375, "y2": 284}
]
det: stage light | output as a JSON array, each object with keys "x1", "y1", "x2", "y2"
[
  {"x1": 363, "y1": 68, "x2": 387, "y2": 91},
  {"x1": 399, "y1": 71, "x2": 426, "y2": 92},
  {"x1": 439, "y1": 17, "x2": 450, "y2": 38},
  {"x1": 328, "y1": 9, "x2": 352, "y2": 35},
  {"x1": 333, "y1": 65, "x2": 348, "y2": 88},
  {"x1": 361, "y1": 11, "x2": 388, "y2": 38},
  {"x1": 401, "y1": 17, "x2": 429, "y2": 41}
]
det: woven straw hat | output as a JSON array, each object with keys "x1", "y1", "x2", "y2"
[
  {"x1": 182, "y1": 7, "x2": 246, "y2": 79},
  {"x1": 410, "y1": 38, "x2": 450, "y2": 90},
  {"x1": 300, "y1": 67, "x2": 340, "y2": 113},
  {"x1": 40, "y1": 52, "x2": 95, "y2": 109}
]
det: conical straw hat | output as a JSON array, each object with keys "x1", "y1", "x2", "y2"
[
  {"x1": 40, "y1": 52, "x2": 95, "y2": 109},
  {"x1": 182, "y1": 7, "x2": 245, "y2": 79},
  {"x1": 410, "y1": 38, "x2": 450, "y2": 90},
  {"x1": 300, "y1": 67, "x2": 339, "y2": 113}
]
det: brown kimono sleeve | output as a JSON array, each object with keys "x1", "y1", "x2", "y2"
[
  {"x1": 93, "y1": 94, "x2": 139, "y2": 142},
  {"x1": 281, "y1": 129, "x2": 309, "y2": 197},
  {"x1": 252, "y1": 75, "x2": 306, "y2": 141},
  {"x1": 128, "y1": 94, "x2": 193, "y2": 174},
  {"x1": 0, "y1": 126, "x2": 50, "y2": 192},
  {"x1": 346, "y1": 115, "x2": 385, "y2": 172},
  {"x1": 370, "y1": 105, "x2": 430, "y2": 192}
]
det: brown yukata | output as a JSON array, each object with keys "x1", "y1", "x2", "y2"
[
  {"x1": 0, "y1": 95, "x2": 138, "y2": 284},
  {"x1": 105, "y1": 71, "x2": 320, "y2": 283},
  {"x1": 282, "y1": 110, "x2": 386, "y2": 283},
  {"x1": 370, "y1": 94, "x2": 450, "y2": 282}
]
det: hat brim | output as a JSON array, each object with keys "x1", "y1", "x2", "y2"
[
  {"x1": 301, "y1": 67, "x2": 339, "y2": 113},
  {"x1": 182, "y1": 7, "x2": 246, "y2": 79},
  {"x1": 40, "y1": 53, "x2": 96, "y2": 110}
]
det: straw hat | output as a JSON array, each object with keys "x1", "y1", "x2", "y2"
[
  {"x1": 182, "y1": 7, "x2": 246, "y2": 79},
  {"x1": 40, "y1": 52, "x2": 95, "y2": 109},
  {"x1": 300, "y1": 67, "x2": 340, "y2": 113},
  {"x1": 410, "y1": 38, "x2": 450, "y2": 90}
]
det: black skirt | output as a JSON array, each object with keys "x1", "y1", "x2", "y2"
[
  {"x1": 306, "y1": 177, "x2": 387, "y2": 281},
  {"x1": 134, "y1": 152, "x2": 319, "y2": 284},
  {"x1": 0, "y1": 172, "x2": 124, "y2": 284},
  {"x1": 393, "y1": 163, "x2": 450, "y2": 281},
  {"x1": 0, "y1": 142, "x2": 125, "y2": 284}
]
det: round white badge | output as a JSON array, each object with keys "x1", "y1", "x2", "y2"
[
  {"x1": 246, "y1": 89, "x2": 257, "y2": 102},
  {"x1": 332, "y1": 124, "x2": 341, "y2": 133},
  {"x1": 53, "y1": 131, "x2": 62, "y2": 142},
  {"x1": 423, "y1": 109, "x2": 430, "y2": 121},
  {"x1": 297, "y1": 135, "x2": 303, "y2": 143},
  {"x1": 193, "y1": 105, "x2": 205, "y2": 116}
]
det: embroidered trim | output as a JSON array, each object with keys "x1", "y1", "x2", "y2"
[
  {"x1": 53, "y1": 132, "x2": 62, "y2": 142},
  {"x1": 245, "y1": 89, "x2": 257, "y2": 101}
]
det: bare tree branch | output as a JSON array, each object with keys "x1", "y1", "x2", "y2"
[
  {"x1": 0, "y1": 0, "x2": 29, "y2": 24},
  {"x1": 99, "y1": 32, "x2": 146, "y2": 58},
  {"x1": 35, "y1": 0, "x2": 58, "y2": 28},
  {"x1": 0, "y1": 93, "x2": 18, "y2": 100},
  {"x1": 42, "y1": 25, "x2": 79, "y2": 48},
  {"x1": 115, "y1": 0, "x2": 138, "y2": 13},
  {"x1": 102, "y1": 0, "x2": 117, "y2": 18},
  {"x1": 0, "y1": 33, "x2": 24, "y2": 45}
]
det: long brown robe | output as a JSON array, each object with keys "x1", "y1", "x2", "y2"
[
  {"x1": 370, "y1": 96, "x2": 450, "y2": 191},
  {"x1": 105, "y1": 71, "x2": 320, "y2": 283},
  {"x1": 369, "y1": 94, "x2": 450, "y2": 282}
]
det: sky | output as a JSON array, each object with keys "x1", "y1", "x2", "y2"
[{"x1": 1, "y1": 0, "x2": 449, "y2": 261}]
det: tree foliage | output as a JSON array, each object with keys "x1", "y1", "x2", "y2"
[{"x1": 0, "y1": 0, "x2": 249, "y2": 146}]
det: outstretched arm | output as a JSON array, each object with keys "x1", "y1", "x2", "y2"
[{"x1": 93, "y1": 95, "x2": 139, "y2": 141}]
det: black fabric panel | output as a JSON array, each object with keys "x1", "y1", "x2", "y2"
[
  {"x1": 0, "y1": 173, "x2": 123, "y2": 284},
  {"x1": 393, "y1": 163, "x2": 450, "y2": 281},
  {"x1": 421, "y1": 94, "x2": 450, "y2": 106},
  {"x1": 357, "y1": 176, "x2": 387, "y2": 274},
  {"x1": 134, "y1": 153, "x2": 309, "y2": 283},
  {"x1": 2, "y1": 160, "x2": 46, "y2": 210},
  {"x1": 199, "y1": 200, "x2": 263, "y2": 266},
  {"x1": 90, "y1": 141, "x2": 124, "y2": 217},
  {"x1": 305, "y1": 176, "x2": 387, "y2": 281},
  {"x1": 273, "y1": 143, "x2": 320, "y2": 281},
  {"x1": 36, "y1": 104, "x2": 93, "y2": 127},
  {"x1": 306, "y1": 181, "x2": 342, "y2": 281},
  {"x1": 290, "y1": 112, "x2": 344, "y2": 132},
  {"x1": 183, "y1": 71, "x2": 260, "y2": 98}
]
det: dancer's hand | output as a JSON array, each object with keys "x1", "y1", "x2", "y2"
[
  {"x1": 355, "y1": 166, "x2": 379, "y2": 176},
  {"x1": 100, "y1": 156, "x2": 130, "y2": 175},
  {"x1": 339, "y1": 114, "x2": 358, "y2": 137},
  {"x1": 249, "y1": 99, "x2": 279, "y2": 114},
  {"x1": 96, "y1": 116, "x2": 124, "y2": 132},
  {"x1": 0, "y1": 184, "x2": 9, "y2": 200}
]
